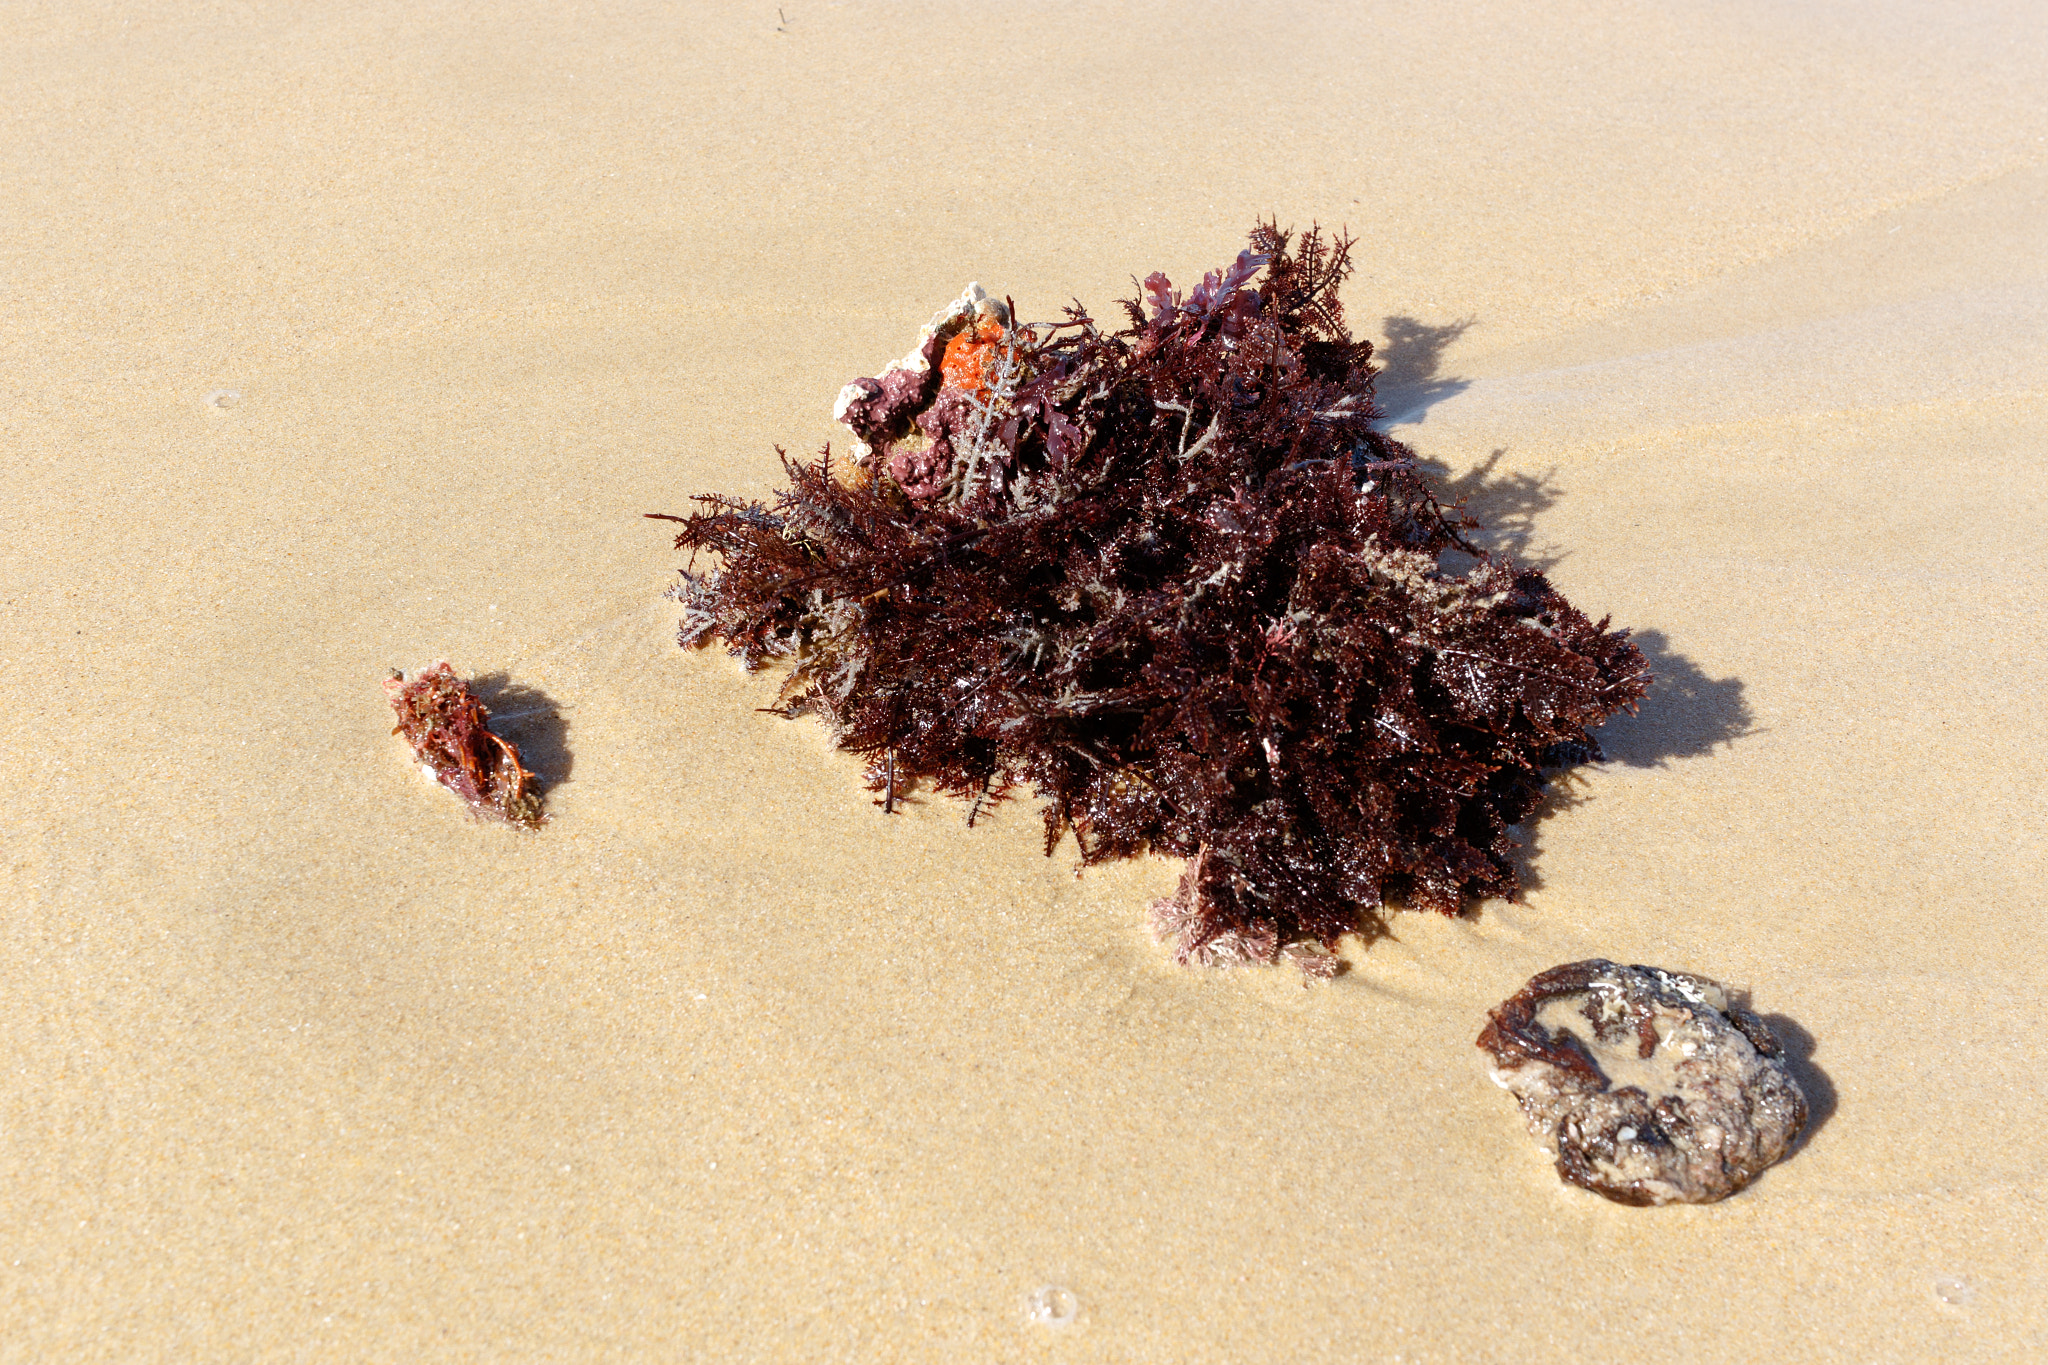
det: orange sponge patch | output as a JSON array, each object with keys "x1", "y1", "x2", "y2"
[{"x1": 939, "y1": 317, "x2": 1014, "y2": 396}]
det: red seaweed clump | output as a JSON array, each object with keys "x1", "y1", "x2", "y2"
[
  {"x1": 384, "y1": 661, "x2": 544, "y2": 827},
  {"x1": 656, "y1": 224, "x2": 1648, "y2": 971}
]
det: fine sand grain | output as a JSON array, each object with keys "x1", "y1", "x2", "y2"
[{"x1": 5, "y1": 2, "x2": 2046, "y2": 1359}]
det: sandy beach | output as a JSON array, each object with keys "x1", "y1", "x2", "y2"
[{"x1": 6, "y1": 1, "x2": 2047, "y2": 1358}]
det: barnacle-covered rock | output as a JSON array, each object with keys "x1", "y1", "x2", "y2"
[
  {"x1": 1477, "y1": 960, "x2": 1807, "y2": 1205},
  {"x1": 833, "y1": 282, "x2": 1025, "y2": 505},
  {"x1": 832, "y1": 284, "x2": 1014, "y2": 467}
]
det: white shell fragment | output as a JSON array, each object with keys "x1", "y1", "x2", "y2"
[{"x1": 1477, "y1": 959, "x2": 1808, "y2": 1205}]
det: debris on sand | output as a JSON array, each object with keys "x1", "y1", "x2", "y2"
[{"x1": 1478, "y1": 959, "x2": 1807, "y2": 1204}]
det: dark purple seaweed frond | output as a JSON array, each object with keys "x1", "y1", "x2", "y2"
[{"x1": 657, "y1": 225, "x2": 1649, "y2": 969}]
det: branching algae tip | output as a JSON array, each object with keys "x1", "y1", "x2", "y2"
[{"x1": 654, "y1": 224, "x2": 1649, "y2": 974}]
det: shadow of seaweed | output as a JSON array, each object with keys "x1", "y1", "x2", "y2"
[
  {"x1": 1594, "y1": 630, "x2": 1756, "y2": 769},
  {"x1": 1374, "y1": 313, "x2": 1476, "y2": 421},
  {"x1": 1402, "y1": 449, "x2": 1754, "y2": 909},
  {"x1": 473, "y1": 674, "x2": 574, "y2": 796},
  {"x1": 1760, "y1": 1012, "x2": 1836, "y2": 1151},
  {"x1": 1495, "y1": 763, "x2": 1600, "y2": 900},
  {"x1": 1424, "y1": 448, "x2": 1566, "y2": 572},
  {"x1": 1497, "y1": 631, "x2": 1754, "y2": 898},
  {"x1": 1410, "y1": 451, "x2": 1752, "y2": 770}
]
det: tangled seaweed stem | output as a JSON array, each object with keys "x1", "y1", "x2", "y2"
[{"x1": 658, "y1": 223, "x2": 1649, "y2": 971}]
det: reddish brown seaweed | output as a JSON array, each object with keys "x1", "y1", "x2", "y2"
[
  {"x1": 384, "y1": 661, "x2": 544, "y2": 827},
  {"x1": 657, "y1": 225, "x2": 1649, "y2": 968}
]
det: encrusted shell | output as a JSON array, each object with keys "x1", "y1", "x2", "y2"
[{"x1": 1477, "y1": 959, "x2": 1808, "y2": 1205}]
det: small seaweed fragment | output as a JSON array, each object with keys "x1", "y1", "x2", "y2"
[
  {"x1": 657, "y1": 225, "x2": 1649, "y2": 969},
  {"x1": 384, "y1": 661, "x2": 544, "y2": 827}
]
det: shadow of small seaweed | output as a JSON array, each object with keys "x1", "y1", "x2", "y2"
[
  {"x1": 1595, "y1": 630, "x2": 1756, "y2": 769},
  {"x1": 1760, "y1": 1012, "x2": 1835, "y2": 1151},
  {"x1": 1374, "y1": 313, "x2": 1476, "y2": 422},
  {"x1": 473, "y1": 674, "x2": 573, "y2": 795}
]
